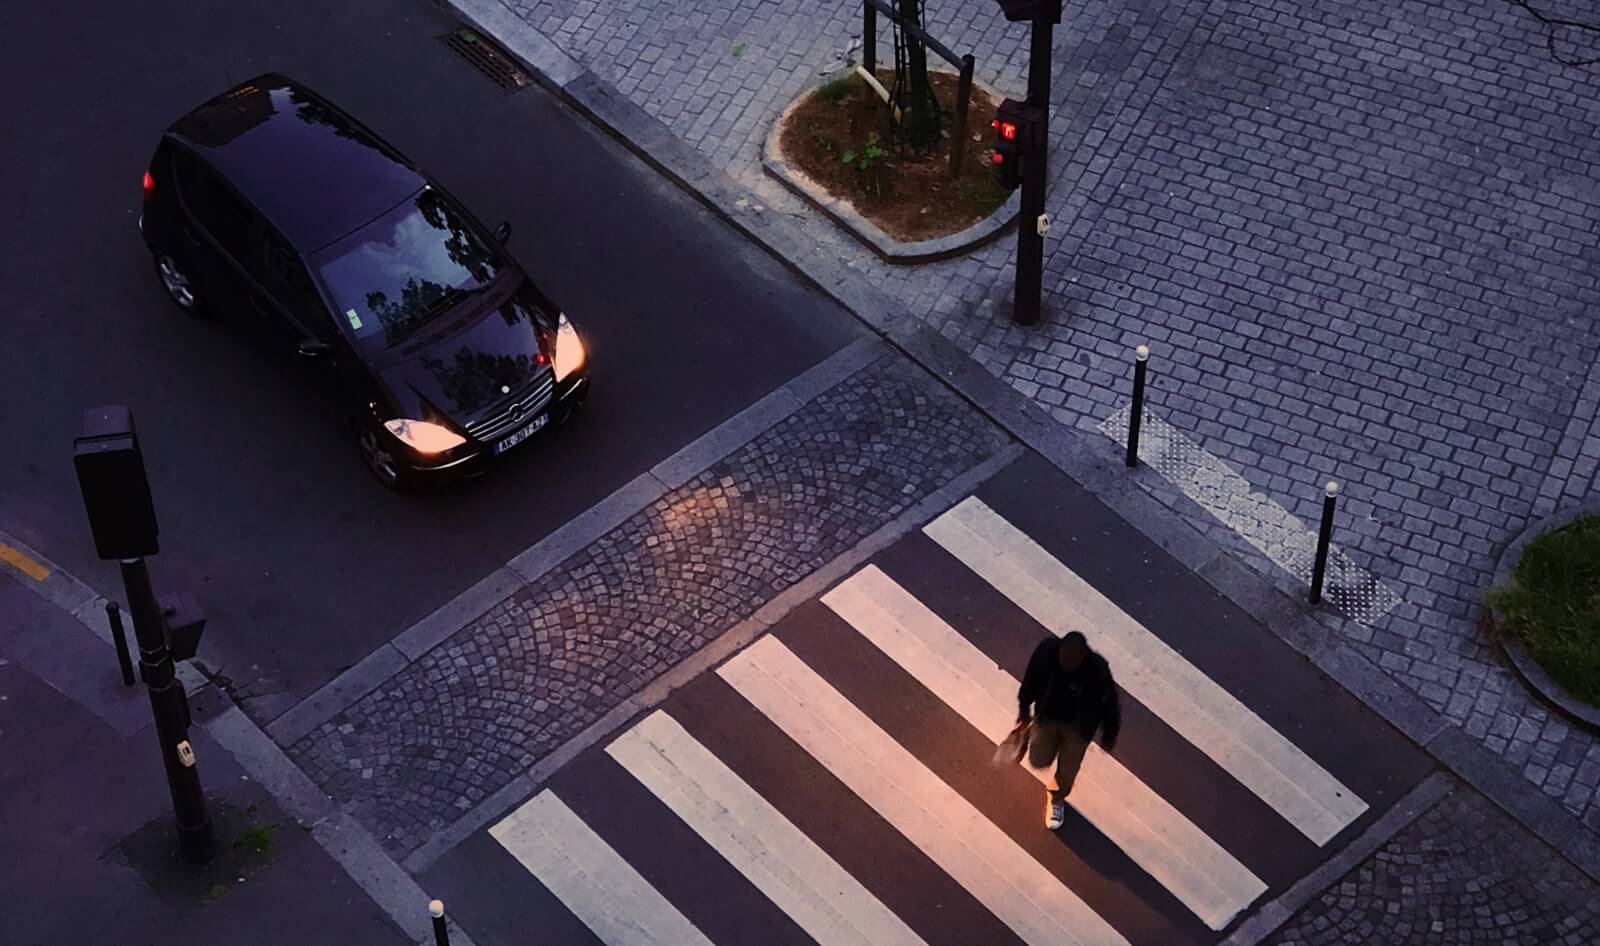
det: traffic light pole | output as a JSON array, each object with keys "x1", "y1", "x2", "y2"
[
  {"x1": 120, "y1": 556, "x2": 214, "y2": 863},
  {"x1": 1012, "y1": 11, "x2": 1054, "y2": 326}
]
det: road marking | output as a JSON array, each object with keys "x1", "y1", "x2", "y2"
[
  {"x1": 489, "y1": 791, "x2": 716, "y2": 946},
  {"x1": 823, "y1": 565, "x2": 1266, "y2": 930},
  {"x1": 720, "y1": 635, "x2": 1130, "y2": 946},
  {"x1": 1098, "y1": 404, "x2": 1401, "y2": 626},
  {"x1": 925, "y1": 497, "x2": 1367, "y2": 846},
  {"x1": 609, "y1": 711, "x2": 928, "y2": 946},
  {"x1": 0, "y1": 543, "x2": 50, "y2": 582}
]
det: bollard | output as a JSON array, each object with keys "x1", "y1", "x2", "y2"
[
  {"x1": 106, "y1": 600, "x2": 136, "y2": 687},
  {"x1": 430, "y1": 899, "x2": 450, "y2": 946},
  {"x1": 1125, "y1": 345, "x2": 1150, "y2": 467},
  {"x1": 1309, "y1": 481, "x2": 1339, "y2": 605}
]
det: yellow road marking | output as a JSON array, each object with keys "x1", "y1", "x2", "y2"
[{"x1": 0, "y1": 543, "x2": 51, "y2": 582}]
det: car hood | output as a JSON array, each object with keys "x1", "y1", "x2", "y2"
[{"x1": 374, "y1": 291, "x2": 551, "y2": 426}]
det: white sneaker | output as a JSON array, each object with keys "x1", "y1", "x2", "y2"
[{"x1": 1045, "y1": 796, "x2": 1066, "y2": 830}]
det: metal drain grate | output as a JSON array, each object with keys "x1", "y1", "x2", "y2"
[{"x1": 440, "y1": 28, "x2": 532, "y2": 91}]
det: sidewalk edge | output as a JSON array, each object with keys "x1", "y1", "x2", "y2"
[{"x1": 438, "y1": 0, "x2": 1600, "y2": 885}]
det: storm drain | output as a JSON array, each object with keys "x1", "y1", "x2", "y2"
[{"x1": 440, "y1": 27, "x2": 532, "y2": 91}]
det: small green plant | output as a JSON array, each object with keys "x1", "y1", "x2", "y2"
[
  {"x1": 731, "y1": 42, "x2": 747, "y2": 59},
  {"x1": 841, "y1": 133, "x2": 888, "y2": 197},
  {"x1": 840, "y1": 133, "x2": 887, "y2": 172},
  {"x1": 233, "y1": 823, "x2": 278, "y2": 856},
  {"x1": 818, "y1": 77, "x2": 854, "y2": 105}
]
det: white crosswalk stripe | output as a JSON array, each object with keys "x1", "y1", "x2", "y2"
[
  {"x1": 923, "y1": 496, "x2": 1367, "y2": 845},
  {"x1": 608, "y1": 710, "x2": 929, "y2": 946},
  {"x1": 719, "y1": 635, "x2": 1132, "y2": 946},
  {"x1": 822, "y1": 564, "x2": 1267, "y2": 930},
  {"x1": 490, "y1": 790, "x2": 717, "y2": 946},
  {"x1": 488, "y1": 492, "x2": 1377, "y2": 946}
]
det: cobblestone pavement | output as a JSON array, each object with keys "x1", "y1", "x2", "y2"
[
  {"x1": 491, "y1": 0, "x2": 1600, "y2": 826},
  {"x1": 1265, "y1": 786, "x2": 1600, "y2": 945},
  {"x1": 290, "y1": 357, "x2": 1008, "y2": 855}
]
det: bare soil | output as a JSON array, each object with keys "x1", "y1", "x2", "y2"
[{"x1": 777, "y1": 69, "x2": 1009, "y2": 243}]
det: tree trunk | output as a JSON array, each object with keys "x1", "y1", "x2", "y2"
[{"x1": 896, "y1": 0, "x2": 940, "y2": 150}]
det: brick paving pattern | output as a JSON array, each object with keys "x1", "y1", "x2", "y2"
[
  {"x1": 491, "y1": 0, "x2": 1600, "y2": 827},
  {"x1": 290, "y1": 357, "x2": 1009, "y2": 854},
  {"x1": 1265, "y1": 787, "x2": 1600, "y2": 945}
]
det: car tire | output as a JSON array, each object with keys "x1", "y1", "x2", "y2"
[
  {"x1": 152, "y1": 252, "x2": 207, "y2": 316},
  {"x1": 355, "y1": 423, "x2": 417, "y2": 492}
]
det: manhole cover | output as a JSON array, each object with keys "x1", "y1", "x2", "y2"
[{"x1": 440, "y1": 28, "x2": 532, "y2": 91}]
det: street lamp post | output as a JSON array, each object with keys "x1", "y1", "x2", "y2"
[{"x1": 73, "y1": 405, "x2": 214, "y2": 864}]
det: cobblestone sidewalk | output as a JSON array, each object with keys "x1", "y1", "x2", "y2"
[
  {"x1": 289, "y1": 356, "x2": 1009, "y2": 855},
  {"x1": 1265, "y1": 786, "x2": 1600, "y2": 946},
  {"x1": 488, "y1": 0, "x2": 1600, "y2": 829}
]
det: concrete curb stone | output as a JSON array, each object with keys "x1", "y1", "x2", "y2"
[
  {"x1": 760, "y1": 69, "x2": 1022, "y2": 264},
  {"x1": 1488, "y1": 498, "x2": 1600, "y2": 734},
  {"x1": 437, "y1": 0, "x2": 1600, "y2": 885}
]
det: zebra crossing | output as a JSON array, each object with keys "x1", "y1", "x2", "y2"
[{"x1": 473, "y1": 492, "x2": 1414, "y2": 946}]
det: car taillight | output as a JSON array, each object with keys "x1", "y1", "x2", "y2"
[{"x1": 142, "y1": 170, "x2": 155, "y2": 204}]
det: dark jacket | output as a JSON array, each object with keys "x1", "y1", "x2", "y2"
[{"x1": 1018, "y1": 637, "x2": 1122, "y2": 751}]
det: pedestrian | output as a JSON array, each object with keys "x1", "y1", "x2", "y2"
[{"x1": 1016, "y1": 630, "x2": 1122, "y2": 830}]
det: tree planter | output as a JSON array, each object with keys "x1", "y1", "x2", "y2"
[
  {"x1": 763, "y1": 69, "x2": 1021, "y2": 264},
  {"x1": 1489, "y1": 499, "x2": 1600, "y2": 734}
]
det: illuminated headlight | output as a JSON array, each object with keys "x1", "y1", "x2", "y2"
[
  {"x1": 554, "y1": 312, "x2": 586, "y2": 382},
  {"x1": 384, "y1": 418, "x2": 466, "y2": 455}
]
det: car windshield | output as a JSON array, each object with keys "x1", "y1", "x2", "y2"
[{"x1": 313, "y1": 188, "x2": 504, "y2": 349}]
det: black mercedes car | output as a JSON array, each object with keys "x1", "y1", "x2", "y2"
[{"x1": 139, "y1": 73, "x2": 589, "y2": 489}]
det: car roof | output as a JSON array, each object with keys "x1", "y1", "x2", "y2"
[{"x1": 168, "y1": 73, "x2": 426, "y2": 251}]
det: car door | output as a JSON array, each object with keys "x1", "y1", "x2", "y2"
[
  {"x1": 169, "y1": 149, "x2": 256, "y2": 319},
  {"x1": 241, "y1": 221, "x2": 353, "y2": 414}
]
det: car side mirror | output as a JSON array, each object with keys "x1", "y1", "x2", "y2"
[
  {"x1": 493, "y1": 221, "x2": 512, "y2": 244},
  {"x1": 298, "y1": 339, "x2": 332, "y2": 358}
]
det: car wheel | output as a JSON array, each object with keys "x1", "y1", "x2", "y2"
[
  {"x1": 153, "y1": 253, "x2": 205, "y2": 315},
  {"x1": 356, "y1": 425, "x2": 415, "y2": 492}
]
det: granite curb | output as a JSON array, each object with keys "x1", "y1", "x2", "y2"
[
  {"x1": 760, "y1": 69, "x2": 1022, "y2": 264},
  {"x1": 0, "y1": 538, "x2": 478, "y2": 946},
  {"x1": 1219, "y1": 772, "x2": 1456, "y2": 946},
  {"x1": 265, "y1": 335, "x2": 887, "y2": 748},
  {"x1": 1489, "y1": 498, "x2": 1600, "y2": 735},
  {"x1": 401, "y1": 440, "x2": 1027, "y2": 873},
  {"x1": 439, "y1": 0, "x2": 1600, "y2": 885}
]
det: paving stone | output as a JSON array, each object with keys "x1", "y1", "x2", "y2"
[
  {"x1": 1265, "y1": 789, "x2": 1600, "y2": 946},
  {"x1": 288, "y1": 357, "x2": 1008, "y2": 855},
  {"x1": 494, "y1": 0, "x2": 1600, "y2": 828}
]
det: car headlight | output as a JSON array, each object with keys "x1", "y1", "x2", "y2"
[
  {"x1": 384, "y1": 418, "x2": 466, "y2": 455},
  {"x1": 554, "y1": 312, "x2": 586, "y2": 382}
]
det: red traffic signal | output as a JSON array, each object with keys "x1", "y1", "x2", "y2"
[{"x1": 990, "y1": 97, "x2": 1041, "y2": 191}]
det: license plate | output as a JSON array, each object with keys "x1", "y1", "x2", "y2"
[{"x1": 494, "y1": 413, "x2": 548, "y2": 454}]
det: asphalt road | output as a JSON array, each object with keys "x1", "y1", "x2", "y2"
[{"x1": 0, "y1": 0, "x2": 863, "y2": 718}]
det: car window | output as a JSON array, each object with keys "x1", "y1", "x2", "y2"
[
  {"x1": 311, "y1": 188, "x2": 505, "y2": 351},
  {"x1": 178, "y1": 158, "x2": 255, "y2": 255},
  {"x1": 260, "y1": 228, "x2": 333, "y2": 340}
]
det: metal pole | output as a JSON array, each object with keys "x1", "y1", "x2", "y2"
[
  {"x1": 430, "y1": 899, "x2": 451, "y2": 946},
  {"x1": 1125, "y1": 345, "x2": 1149, "y2": 467},
  {"x1": 1309, "y1": 482, "x2": 1339, "y2": 605},
  {"x1": 1012, "y1": 12, "x2": 1053, "y2": 325},
  {"x1": 107, "y1": 600, "x2": 136, "y2": 687},
  {"x1": 863, "y1": 2, "x2": 877, "y2": 74},
  {"x1": 949, "y1": 53, "x2": 975, "y2": 177},
  {"x1": 119, "y1": 557, "x2": 213, "y2": 862}
]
